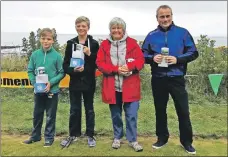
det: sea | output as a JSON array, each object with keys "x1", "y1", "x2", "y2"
[{"x1": 1, "y1": 32, "x2": 227, "y2": 54}]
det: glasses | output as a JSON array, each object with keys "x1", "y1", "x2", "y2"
[{"x1": 158, "y1": 15, "x2": 172, "y2": 19}]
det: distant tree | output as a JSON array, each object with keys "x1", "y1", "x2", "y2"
[
  {"x1": 59, "y1": 43, "x2": 67, "y2": 57},
  {"x1": 27, "y1": 31, "x2": 36, "y2": 61},
  {"x1": 187, "y1": 34, "x2": 227, "y2": 97},
  {"x1": 36, "y1": 28, "x2": 41, "y2": 49},
  {"x1": 22, "y1": 28, "x2": 60, "y2": 62},
  {"x1": 52, "y1": 28, "x2": 60, "y2": 51},
  {"x1": 21, "y1": 37, "x2": 28, "y2": 52}
]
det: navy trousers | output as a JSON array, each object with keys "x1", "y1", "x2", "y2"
[{"x1": 31, "y1": 93, "x2": 58, "y2": 142}]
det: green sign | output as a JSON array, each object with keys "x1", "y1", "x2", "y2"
[{"x1": 208, "y1": 74, "x2": 224, "y2": 96}]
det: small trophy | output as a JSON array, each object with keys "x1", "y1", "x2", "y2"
[
  {"x1": 70, "y1": 44, "x2": 85, "y2": 68},
  {"x1": 34, "y1": 67, "x2": 48, "y2": 93},
  {"x1": 158, "y1": 47, "x2": 169, "y2": 67},
  {"x1": 122, "y1": 58, "x2": 134, "y2": 77}
]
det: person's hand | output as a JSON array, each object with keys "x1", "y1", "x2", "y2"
[
  {"x1": 120, "y1": 65, "x2": 129, "y2": 72},
  {"x1": 165, "y1": 56, "x2": 177, "y2": 65},
  {"x1": 83, "y1": 46, "x2": 91, "y2": 56},
  {"x1": 153, "y1": 54, "x2": 163, "y2": 63},
  {"x1": 74, "y1": 66, "x2": 84, "y2": 72},
  {"x1": 118, "y1": 67, "x2": 125, "y2": 75},
  {"x1": 118, "y1": 65, "x2": 131, "y2": 76},
  {"x1": 44, "y1": 82, "x2": 51, "y2": 93}
]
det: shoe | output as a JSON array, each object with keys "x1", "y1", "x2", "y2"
[
  {"x1": 88, "y1": 136, "x2": 96, "y2": 147},
  {"x1": 22, "y1": 138, "x2": 41, "y2": 144},
  {"x1": 152, "y1": 139, "x2": 168, "y2": 149},
  {"x1": 181, "y1": 144, "x2": 196, "y2": 155},
  {"x1": 129, "y1": 141, "x2": 143, "y2": 152},
  {"x1": 60, "y1": 136, "x2": 77, "y2": 147},
  {"x1": 43, "y1": 140, "x2": 53, "y2": 147},
  {"x1": 112, "y1": 138, "x2": 121, "y2": 149}
]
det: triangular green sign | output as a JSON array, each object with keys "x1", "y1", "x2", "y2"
[{"x1": 208, "y1": 74, "x2": 224, "y2": 96}]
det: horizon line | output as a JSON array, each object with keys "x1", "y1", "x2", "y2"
[{"x1": 1, "y1": 31, "x2": 227, "y2": 37}]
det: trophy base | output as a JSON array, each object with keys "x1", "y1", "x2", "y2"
[
  {"x1": 70, "y1": 58, "x2": 84, "y2": 68},
  {"x1": 158, "y1": 58, "x2": 168, "y2": 67},
  {"x1": 34, "y1": 83, "x2": 46, "y2": 93}
]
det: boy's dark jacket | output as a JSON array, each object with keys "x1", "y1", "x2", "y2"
[{"x1": 63, "y1": 35, "x2": 99, "y2": 91}]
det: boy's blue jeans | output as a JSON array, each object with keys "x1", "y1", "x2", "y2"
[
  {"x1": 30, "y1": 93, "x2": 58, "y2": 142},
  {"x1": 109, "y1": 92, "x2": 139, "y2": 142}
]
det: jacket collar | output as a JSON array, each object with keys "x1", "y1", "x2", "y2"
[
  {"x1": 75, "y1": 35, "x2": 93, "y2": 44},
  {"x1": 107, "y1": 33, "x2": 128, "y2": 45},
  {"x1": 41, "y1": 46, "x2": 53, "y2": 53},
  {"x1": 157, "y1": 22, "x2": 175, "y2": 32}
]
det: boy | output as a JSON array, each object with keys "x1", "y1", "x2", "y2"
[
  {"x1": 61, "y1": 16, "x2": 99, "y2": 147},
  {"x1": 23, "y1": 28, "x2": 65, "y2": 147}
]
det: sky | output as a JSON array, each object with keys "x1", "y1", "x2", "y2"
[{"x1": 1, "y1": 1, "x2": 227, "y2": 36}]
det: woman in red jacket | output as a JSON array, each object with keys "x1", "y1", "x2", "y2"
[{"x1": 96, "y1": 17, "x2": 144, "y2": 152}]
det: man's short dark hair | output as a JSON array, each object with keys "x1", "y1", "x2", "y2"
[{"x1": 156, "y1": 5, "x2": 173, "y2": 18}]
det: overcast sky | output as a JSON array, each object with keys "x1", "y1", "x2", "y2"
[{"x1": 1, "y1": 1, "x2": 227, "y2": 36}]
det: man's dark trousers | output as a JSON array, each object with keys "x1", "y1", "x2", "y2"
[{"x1": 151, "y1": 76, "x2": 193, "y2": 146}]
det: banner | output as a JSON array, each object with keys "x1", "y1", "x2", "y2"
[
  {"x1": 208, "y1": 74, "x2": 224, "y2": 96},
  {"x1": 1, "y1": 71, "x2": 102, "y2": 88}
]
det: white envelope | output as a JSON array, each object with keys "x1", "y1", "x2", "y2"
[
  {"x1": 36, "y1": 74, "x2": 48, "y2": 83},
  {"x1": 158, "y1": 58, "x2": 168, "y2": 67},
  {"x1": 72, "y1": 44, "x2": 84, "y2": 59}
]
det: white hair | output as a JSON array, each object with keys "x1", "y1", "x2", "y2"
[{"x1": 109, "y1": 17, "x2": 126, "y2": 33}]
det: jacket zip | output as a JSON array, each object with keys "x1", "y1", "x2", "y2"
[
  {"x1": 43, "y1": 51, "x2": 47, "y2": 64},
  {"x1": 117, "y1": 43, "x2": 121, "y2": 91},
  {"x1": 165, "y1": 31, "x2": 168, "y2": 76}
]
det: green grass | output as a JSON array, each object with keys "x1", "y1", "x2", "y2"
[
  {"x1": 1, "y1": 89, "x2": 227, "y2": 137},
  {"x1": 1, "y1": 88, "x2": 227, "y2": 156},
  {"x1": 1, "y1": 134, "x2": 227, "y2": 156}
]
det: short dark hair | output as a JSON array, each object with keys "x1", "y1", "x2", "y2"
[{"x1": 156, "y1": 5, "x2": 173, "y2": 18}]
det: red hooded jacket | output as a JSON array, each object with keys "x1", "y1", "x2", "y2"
[{"x1": 96, "y1": 37, "x2": 145, "y2": 104}]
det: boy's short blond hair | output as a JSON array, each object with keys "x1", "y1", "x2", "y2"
[
  {"x1": 39, "y1": 28, "x2": 54, "y2": 38},
  {"x1": 75, "y1": 16, "x2": 90, "y2": 29}
]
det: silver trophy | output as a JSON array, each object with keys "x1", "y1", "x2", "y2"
[{"x1": 158, "y1": 47, "x2": 169, "y2": 67}]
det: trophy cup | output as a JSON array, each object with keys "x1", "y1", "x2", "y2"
[
  {"x1": 34, "y1": 67, "x2": 48, "y2": 93},
  {"x1": 158, "y1": 47, "x2": 169, "y2": 67},
  {"x1": 70, "y1": 44, "x2": 85, "y2": 68},
  {"x1": 122, "y1": 58, "x2": 134, "y2": 77}
]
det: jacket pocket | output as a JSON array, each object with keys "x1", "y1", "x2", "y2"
[{"x1": 123, "y1": 75, "x2": 140, "y2": 100}]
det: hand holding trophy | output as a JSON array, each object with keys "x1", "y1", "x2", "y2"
[
  {"x1": 158, "y1": 47, "x2": 169, "y2": 67},
  {"x1": 70, "y1": 44, "x2": 85, "y2": 69}
]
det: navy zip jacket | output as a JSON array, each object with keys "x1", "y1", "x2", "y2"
[{"x1": 142, "y1": 23, "x2": 199, "y2": 77}]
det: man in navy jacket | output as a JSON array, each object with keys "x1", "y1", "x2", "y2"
[{"x1": 142, "y1": 5, "x2": 198, "y2": 155}]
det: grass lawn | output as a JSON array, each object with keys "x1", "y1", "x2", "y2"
[
  {"x1": 1, "y1": 134, "x2": 227, "y2": 156},
  {"x1": 1, "y1": 88, "x2": 227, "y2": 156}
]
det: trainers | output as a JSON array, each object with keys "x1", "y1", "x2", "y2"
[
  {"x1": 88, "y1": 136, "x2": 96, "y2": 147},
  {"x1": 181, "y1": 144, "x2": 196, "y2": 155},
  {"x1": 60, "y1": 136, "x2": 77, "y2": 147},
  {"x1": 152, "y1": 139, "x2": 168, "y2": 149},
  {"x1": 129, "y1": 141, "x2": 143, "y2": 152},
  {"x1": 43, "y1": 140, "x2": 53, "y2": 147},
  {"x1": 22, "y1": 138, "x2": 41, "y2": 144},
  {"x1": 112, "y1": 138, "x2": 121, "y2": 149}
]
